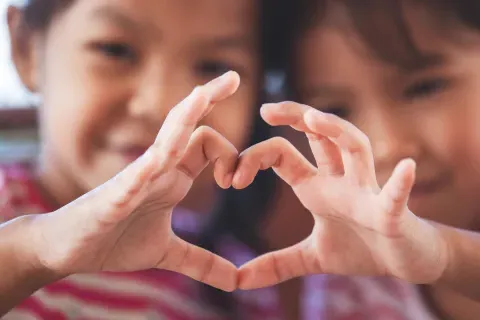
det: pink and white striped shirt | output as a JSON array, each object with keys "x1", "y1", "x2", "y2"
[{"x1": 0, "y1": 163, "x2": 439, "y2": 320}]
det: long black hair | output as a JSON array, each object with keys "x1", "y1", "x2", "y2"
[{"x1": 195, "y1": 0, "x2": 295, "y2": 317}]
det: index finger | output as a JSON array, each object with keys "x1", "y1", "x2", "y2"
[
  {"x1": 260, "y1": 101, "x2": 312, "y2": 132},
  {"x1": 151, "y1": 71, "x2": 240, "y2": 171},
  {"x1": 260, "y1": 102, "x2": 344, "y2": 175},
  {"x1": 232, "y1": 137, "x2": 316, "y2": 189}
]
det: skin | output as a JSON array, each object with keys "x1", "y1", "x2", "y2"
[
  {"x1": 8, "y1": 0, "x2": 259, "y2": 213},
  {"x1": 274, "y1": 2, "x2": 480, "y2": 319},
  {"x1": 234, "y1": 102, "x2": 480, "y2": 315},
  {"x1": 7, "y1": 1, "x2": 307, "y2": 317},
  {"x1": 236, "y1": 102, "x2": 443, "y2": 289},
  {"x1": 7, "y1": 0, "x2": 480, "y2": 318},
  {"x1": 3, "y1": 98, "x2": 480, "y2": 319},
  {"x1": 0, "y1": 72, "x2": 244, "y2": 316}
]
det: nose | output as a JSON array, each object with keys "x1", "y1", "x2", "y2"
[
  {"x1": 363, "y1": 111, "x2": 421, "y2": 178},
  {"x1": 127, "y1": 62, "x2": 192, "y2": 125}
]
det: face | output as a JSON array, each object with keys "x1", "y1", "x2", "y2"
[
  {"x1": 295, "y1": 3, "x2": 480, "y2": 229},
  {"x1": 11, "y1": 0, "x2": 259, "y2": 210}
]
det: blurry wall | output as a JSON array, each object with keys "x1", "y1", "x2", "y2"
[
  {"x1": 0, "y1": 0, "x2": 38, "y2": 164},
  {"x1": 0, "y1": 0, "x2": 36, "y2": 108}
]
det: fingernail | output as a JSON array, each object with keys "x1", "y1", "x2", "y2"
[
  {"x1": 260, "y1": 104, "x2": 277, "y2": 118},
  {"x1": 232, "y1": 171, "x2": 242, "y2": 189},
  {"x1": 307, "y1": 108, "x2": 324, "y2": 117},
  {"x1": 304, "y1": 109, "x2": 326, "y2": 125},
  {"x1": 260, "y1": 103, "x2": 276, "y2": 110},
  {"x1": 209, "y1": 70, "x2": 233, "y2": 87},
  {"x1": 224, "y1": 173, "x2": 234, "y2": 188}
]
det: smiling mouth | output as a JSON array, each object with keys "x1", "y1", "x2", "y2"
[
  {"x1": 410, "y1": 175, "x2": 450, "y2": 198},
  {"x1": 113, "y1": 146, "x2": 150, "y2": 163}
]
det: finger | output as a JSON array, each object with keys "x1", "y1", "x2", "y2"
[
  {"x1": 177, "y1": 126, "x2": 238, "y2": 189},
  {"x1": 306, "y1": 133, "x2": 344, "y2": 175},
  {"x1": 380, "y1": 158, "x2": 416, "y2": 218},
  {"x1": 151, "y1": 71, "x2": 240, "y2": 173},
  {"x1": 238, "y1": 238, "x2": 318, "y2": 290},
  {"x1": 260, "y1": 101, "x2": 311, "y2": 131},
  {"x1": 261, "y1": 102, "x2": 344, "y2": 175},
  {"x1": 159, "y1": 235, "x2": 237, "y2": 292},
  {"x1": 304, "y1": 108, "x2": 377, "y2": 186},
  {"x1": 232, "y1": 137, "x2": 316, "y2": 189}
]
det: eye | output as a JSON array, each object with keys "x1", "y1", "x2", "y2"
[
  {"x1": 320, "y1": 104, "x2": 350, "y2": 119},
  {"x1": 403, "y1": 78, "x2": 449, "y2": 101},
  {"x1": 93, "y1": 42, "x2": 136, "y2": 61},
  {"x1": 196, "y1": 60, "x2": 237, "y2": 78}
]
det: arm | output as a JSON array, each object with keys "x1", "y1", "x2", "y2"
[
  {"x1": 436, "y1": 223, "x2": 480, "y2": 301},
  {"x1": 235, "y1": 101, "x2": 480, "y2": 303},
  {"x1": 0, "y1": 215, "x2": 61, "y2": 316},
  {"x1": 0, "y1": 71, "x2": 242, "y2": 315}
]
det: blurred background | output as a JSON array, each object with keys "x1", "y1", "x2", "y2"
[{"x1": 0, "y1": 0, "x2": 39, "y2": 164}]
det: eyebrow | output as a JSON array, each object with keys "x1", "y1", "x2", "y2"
[
  {"x1": 89, "y1": 6, "x2": 254, "y2": 54},
  {"x1": 304, "y1": 53, "x2": 448, "y2": 101},
  {"x1": 90, "y1": 6, "x2": 139, "y2": 31},
  {"x1": 398, "y1": 53, "x2": 447, "y2": 74}
]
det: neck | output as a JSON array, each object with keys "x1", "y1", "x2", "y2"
[{"x1": 425, "y1": 284, "x2": 480, "y2": 320}]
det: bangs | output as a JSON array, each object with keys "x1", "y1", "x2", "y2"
[{"x1": 292, "y1": 0, "x2": 480, "y2": 70}]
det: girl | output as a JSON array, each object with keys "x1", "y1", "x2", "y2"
[
  {"x1": 4, "y1": 1, "x2": 480, "y2": 319},
  {"x1": 0, "y1": 0, "x2": 284, "y2": 318},
  {"x1": 240, "y1": 0, "x2": 480, "y2": 319}
]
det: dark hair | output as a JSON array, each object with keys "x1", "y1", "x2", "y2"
[
  {"x1": 196, "y1": 1, "x2": 287, "y2": 317},
  {"x1": 283, "y1": 0, "x2": 480, "y2": 99},
  {"x1": 20, "y1": 0, "x2": 70, "y2": 30},
  {"x1": 18, "y1": 0, "x2": 282, "y2": 317}
]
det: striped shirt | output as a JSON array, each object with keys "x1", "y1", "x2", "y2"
[{"x1": 0, "y1": 163, "x2": 439, "y2": 320}]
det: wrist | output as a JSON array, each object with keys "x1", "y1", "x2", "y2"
[
  {"x1": 433, "y1": 223, "x2": 456, "y2": 287},
  {"x1": 401, "y1": 215, "x2": 450, "y2": 284},
  {"x1": 7, "y1": 214, "x2": 64, "y2": 285}
]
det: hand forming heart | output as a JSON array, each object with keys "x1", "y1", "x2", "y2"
[
  {"x1": 27, "y1": 72, "x2": 449, "y2": 293},
  {"x1": 234, "y1": 101, "x2": 449, "y2": 290},
  {"x1": 30, "y1": 71, "x2": 242, "y2": 292}
]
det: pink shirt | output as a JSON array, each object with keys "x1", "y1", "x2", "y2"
[{"x1": 0, "y1": 163, "x2": 439, "y2": 319}]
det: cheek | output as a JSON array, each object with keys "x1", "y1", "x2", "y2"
[
  {"x1": 464, "y1": 104, "x2": 480, "y2": 168},
  {"x1": 40, "y1": 57, "x2": 127, "y2": 165},
  {"x1": 425, "y1": 106, "x2": 480, "y2": 195},
  {"x1": 446, "y1": 55, "x2": 480, "y2": 170},
  {"x1": 455, "y1": 114, "x2": 480, "y2": 180}
]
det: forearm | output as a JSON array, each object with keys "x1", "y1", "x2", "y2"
[
  {"x1": 436, "y1": 223, "x2": 480, "y2": 301},
  {"x1": 0, "y1": 215, "x2": 61, "y2": 316}
]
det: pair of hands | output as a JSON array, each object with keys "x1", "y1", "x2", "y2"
[{"x1": 26, "y1": 71, "x2": 449, "y2": 292}]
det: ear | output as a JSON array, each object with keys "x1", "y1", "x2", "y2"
[{"x1": 7, "y1": 6, "x2": 40, "y2": 93}]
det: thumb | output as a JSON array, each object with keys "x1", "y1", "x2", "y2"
[
  {"x1": 158, "y1": 235, "x2": 238, "y2": 292},
  {"x1": 238, "y1": 238, "x2": 318, "y2": 290},
  {"x1": 380, "y1": 158, "x2": 416, "y2": 218}
]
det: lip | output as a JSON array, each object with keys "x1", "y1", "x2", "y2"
[
  {"x1": 111, "y1": 145, "x2": 150, "y2": 163},
  {"x1": 409, "y1": 175, "x2": 450, "y2": 199}
]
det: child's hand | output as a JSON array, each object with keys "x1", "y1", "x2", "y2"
[
  {"x1": 30, "y1": 72, "x2": 240, "y2": 292},
  {"x1": 235, "y1": 101, "x2": 449, "y2": 290}
]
